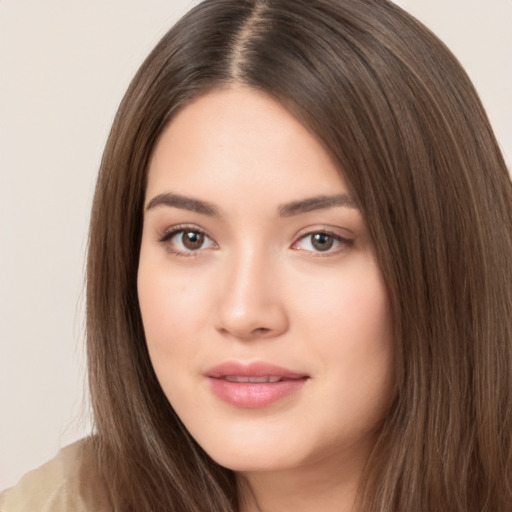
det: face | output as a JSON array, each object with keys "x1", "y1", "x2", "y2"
[{"x1": 138, "y1": 87, "x2": 394, "y2": 476}]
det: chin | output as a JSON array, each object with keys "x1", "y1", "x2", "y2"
[
  {"x1": 210, "y1": 448, "x2": 298, "y2": 473},
  {"x1": 192, "y1": 417, "x2": 379, "y2": 477},
  {"x1": 193, "y1": 425, "x2": 306, "y2": 473}
]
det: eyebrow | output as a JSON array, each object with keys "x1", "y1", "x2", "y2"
[
  {"x1": 145, "y1": 192, "x2": 358, "y2": 217},
  {"x1": 146, "y1": 193, "x2": 219, "y2": 216},
  {"x1": 279, "y1": 194, "x2": 358, "y2": 217}
]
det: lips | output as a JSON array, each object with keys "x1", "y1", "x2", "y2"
[
  {"x1": 224, "y1": 375, "x2": 282, "y2": 383},
  {"x1": 206, "y1": 362, "x2": 309, "y2": 408}
]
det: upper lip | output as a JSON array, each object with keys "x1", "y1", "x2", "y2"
[{"x1": 205, "y1": 361, "x2": 308, "y2": 380}]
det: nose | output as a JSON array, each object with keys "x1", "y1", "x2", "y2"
[{"x1": 215, "y1": 247, "x2": 289, "y2": 340}]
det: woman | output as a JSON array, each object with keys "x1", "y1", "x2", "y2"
[{"x1": 2, "y1": 0, "x2": 511, "y2": 510}]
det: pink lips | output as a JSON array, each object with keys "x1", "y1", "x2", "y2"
[{"x1": 206, "y1": 362, "x2": 309, "y2": 408}]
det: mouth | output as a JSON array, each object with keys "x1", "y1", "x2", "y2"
[
  {"x1": 221, "y1": 375, "x2": 291, "y2": 383},
  {"x1": 206, "y1": 362, "x2": 309, "y2": 408}
]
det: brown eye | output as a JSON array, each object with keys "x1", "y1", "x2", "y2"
[
  {"x1": 182, "y1": 231, "x2": 205, "y2": 250},
  {"x1": 160, "y1": 227, "x2": 217, "y2": 255},
  {"x1": 311, "y1": 233, "x2": 334, "y2": 251},
  {"x1": 292, "y1": 230, "x2": 354, "y2": 255}
]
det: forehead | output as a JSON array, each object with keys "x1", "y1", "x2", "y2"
[{"x1": 146, "y1": 86, "x2": 348, "y2": 207}]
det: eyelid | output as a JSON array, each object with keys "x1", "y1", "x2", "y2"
[
  {"x1": 158, "y1": 223, "x2": 208, "y2": 241},
  {"x1": 291, "y1": 227, "x2": 354, "y2": 256},
  {"x1": 156, "y1": 223, "x2": 354, "y2": 257},
  {"x1": 158, "y1": 224, "x2": 218, "y2": 255}
]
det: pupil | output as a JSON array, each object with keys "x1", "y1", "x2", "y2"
[
  {"x1": 183, "y1": 231, "x2": 204, "y2": 250},
  {"x1": 312, "y1": 233, "x2": 333, "y2": 251}
]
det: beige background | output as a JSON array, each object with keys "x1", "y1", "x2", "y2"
[{"x1": 1, "y1": 0, "x2": 510, "y2": 491}]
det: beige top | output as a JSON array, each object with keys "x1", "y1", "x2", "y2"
[{"x1": 0, "y1": 440, "x2": 110, "y2": 512}]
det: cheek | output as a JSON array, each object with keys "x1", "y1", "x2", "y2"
[
  {"x1": 294, "y1": 257, "x2": 394, "y2": 415},
  {"x1": 137, "y1": 258, "x2": 213, "y2": 345},
  {"x1": 137, "y1": 264, "x2": 202, "y2": 404},
  {"x1": 295, "y1": 255, "x2": 390, "y2": 347}
]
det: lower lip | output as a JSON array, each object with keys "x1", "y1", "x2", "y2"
[{"x1": 208, "y1": 377, "x2": 308, "y2": 408}]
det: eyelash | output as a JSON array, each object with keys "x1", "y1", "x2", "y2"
[
  {"x1": 158, "y1": 225, "x2": 217, "y2": 256},
  {"x1": 158, "y1": 226, "x2": 354, "y2": 257},
  {"x1": 292, "y1": 230, "x2": 354, "y2": 256}
]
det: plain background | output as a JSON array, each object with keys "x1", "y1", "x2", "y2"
[{"x1": 1, "y1": 0, "x2": 511, "y2": 491}]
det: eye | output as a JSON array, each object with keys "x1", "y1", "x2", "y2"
[
  {"x1": 159, "y1": 227, "x2": 217, "y2": 255},
  {"x1": 292, "y1": 231, "x2": 353, "y2": 254}
]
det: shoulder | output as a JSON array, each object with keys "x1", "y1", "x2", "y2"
[{"x1": 0, "y1": 438, "x2": 110, "y2": 512}]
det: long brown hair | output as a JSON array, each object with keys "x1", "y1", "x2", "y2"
[{"x1": 86, "y1": 0, "x2": 512, "y2": 510}]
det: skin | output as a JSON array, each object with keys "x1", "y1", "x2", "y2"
[{"x1": 138, "y1": 87, "x2": 394, "y2": 512}]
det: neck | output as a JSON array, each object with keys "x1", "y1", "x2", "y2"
[{"x1": 237, "y1": 449, "x2": 367, "y2": 512}]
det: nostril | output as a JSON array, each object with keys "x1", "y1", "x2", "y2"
[
  {"x1": 252, "y1": 327, "x2": 271, "y2": 336},
  {"x1": 215, "y1": 297, "x2": 289, "y2": 339}
]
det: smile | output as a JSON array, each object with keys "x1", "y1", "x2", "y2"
[
  {"x1": 223, "y1": 376, "x2": 286, "y2": 383},
  {"x1": 206, "y1": 362, "x2": 309, "y2": 408}
]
